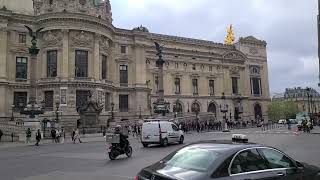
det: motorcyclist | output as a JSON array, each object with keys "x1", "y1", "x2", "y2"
[{"x1": 114, "y1": 125, "x2": 128, "y2": 149}]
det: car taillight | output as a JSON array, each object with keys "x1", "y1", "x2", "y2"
[{"x1": 134, "y1": 175, "x2": 139, "y2": 180}]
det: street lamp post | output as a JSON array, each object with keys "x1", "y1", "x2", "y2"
[
  {"x1": 153, "y1": 42, "x2": 170, "y2": 116},
  {"x1": 111, "y1": 102, "x2": 115, "y2": 121},
  {"x1": 10, "y1": 105, "x2": 15, "y2": 121},
  {"x1": 20, "y1": 26, "x2": 45, "y2": 118},
  {"x1": 306, "y1": 87, "x2": 311, "y2": 116},
  {"x1": 55, "y1": 101, "x2": 60, "y2": 123},
  {"x1": 220, "y1": 92, "x2": 229, "y2": 132},
  {"x1": 139, "y1": 105, "x2": 142, "y2": 119}
]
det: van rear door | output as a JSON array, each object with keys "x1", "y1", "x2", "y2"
[{"x1": 142, "y1": 123, "x2": 160, "y2": 143}]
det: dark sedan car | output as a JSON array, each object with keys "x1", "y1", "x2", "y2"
[{"x1": 135, "y1": 140, "x2": 320, "y2": 180}]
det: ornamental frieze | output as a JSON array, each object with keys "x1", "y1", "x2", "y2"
[
  {"x1": 71, "y1": 31, "x2": 93, "y2": 48},
  {"x1": 223, "y1": 51, "x2": 247, "y2": 61},
  {"x1": 42, "y1": 30, "x2": 63, "y2": 47},
  {"x1": 99, "y1": 35, "x2": 110, "y2": 53}
]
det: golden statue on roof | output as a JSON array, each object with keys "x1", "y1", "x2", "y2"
[{"x1": 224, "y1": 24, "x2": 235, "y2": 45}]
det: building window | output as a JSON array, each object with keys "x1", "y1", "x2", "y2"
[
  {"x1": 13, "y1": 92, "x2": 27, "y2": 112},
  {"x1": 175, "y1": 62, "x2": 179, "y2": 69},
  {"x1": 121, "y1": 45, "x2": 126, "y2": 54},
  {"x1": 209, "y1": 66, "x2": 213, "y2": 72},
  {"x1": 105, "y1": 92, "x2": 110, "y2": 111},
  {"x1": 119, "y1": 95, "x2": 129, "y2": 112},
  {"x1": 60, "y1": 88, "x2": 67, "y2": 105},
  {"x1": 44, "y1": 91, "x2": 54, "y2": 111},
  {"x1": 192, "y1": 64, "x2": 196, "y2": 70},
  {"x1": 192, "y1": 79, "x2": 198, "y2": 95},
  {"x1": 16, "y1": 57, "x2": 28, "y2": 79},
  {"x1": 18, "y1": 34, "x2": 26, "y2": 44},
  {"x1": 76, "y1": 90, "x2": 90, "y2": 109},
  {"x1": 102, "y1": 55, "x2": 107, "y2": 79},
  {"x1": 251, "y1": 77, "x2": 262, "y2": 96},
  {"x1": 75, "y1": 50, "x2": 88, "y2": 78},
  {"x1": 155, "y1": 76, "x2": 159, "y2": 92},
  {"x1": 120, "y1": 65, "x2": 128, "y2": 86},
  {"x1": 175, "y1": 78, "x2": 181, "y2": 94},
  {"x1": 47, "y1": 50, "x2": 57, "y2": 78},
  {"x1": 209, "y1": 80, "x2": 214, "y2": 95},
  {"x1": 232, "y1": 77, "x2": 238, "y2": 94}
]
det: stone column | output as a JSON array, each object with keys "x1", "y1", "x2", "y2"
[
  {"x1": 61, "y1": 30, "x2": 69, "y2": 80},
  {"x1": 0, "y1": 28, "x2": 8, "y2": 80},
  {"x1": 93, "y1": 34, "x2": 100, "y2": 80}
]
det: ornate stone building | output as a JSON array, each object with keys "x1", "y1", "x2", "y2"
[{"x1": 0, "y1": 0, "x2": 270, "y2": 129}]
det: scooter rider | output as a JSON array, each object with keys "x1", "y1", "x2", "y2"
[{"x1": 114, "y1": 125, "x2": 129, "y2": 149}]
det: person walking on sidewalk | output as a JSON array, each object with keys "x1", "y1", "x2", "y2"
[
  {"x1": 51, "y1": 129, "x2": 57, "y2": 143},
  {"x1": 35, "y1": 129, "x2": 41, "y2": 146},
  {"x1": 71, "y1": 129, "x2": 75, "y2": 141},
  {"x1": 73, "y1": 128, "x2": 82, "y2": 144},
  {"x1": 60, "y1": 128, "x2": 65, "y2": 144},
  {"x1": 26, "y1": 128, "x2": 32, "y2": 144},
  {"x1": 0, "y1": 129, "x2": 3, "y2": 142}
]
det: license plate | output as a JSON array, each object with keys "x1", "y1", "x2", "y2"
[{"x1": 144, "y1": 136, "x2": 150, "y2": 139}]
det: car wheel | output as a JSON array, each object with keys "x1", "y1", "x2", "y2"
[
  {"x1": 161, "y1": 138, "x2": 168, "y2": 147},
  {"x1": 179, "y1": 136, "x2": 184, "y2": 144},
  {"x1": 142, "y1": 143, "x2": 148, "y2": 148},
  {"x1": 126, "y1": 146, "x2": 133, "y2": 157}
]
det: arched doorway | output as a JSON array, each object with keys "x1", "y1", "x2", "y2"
[
  {"x1": 207, "y1": 102, "x2": 217, "y2": 117},
  {"x1": 191, "y1": 102, "x2": 201, "y2": 113},
  {"x1": 254, "y1": 103, "x2": 262, "y2": 121},
  {"x1": 173, "y1": 101, "x2": 183, "y2": 113}
]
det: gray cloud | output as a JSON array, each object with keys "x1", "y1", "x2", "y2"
[{"x1": 111, "y1": 0, "x2": 319, "y2": 95}]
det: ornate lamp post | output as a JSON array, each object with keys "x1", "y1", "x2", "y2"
[
  {"x1": 20, "y1": 26, "x2": 45, "y2": 118},
  {"x1": 191, "y1": 103, "x2": 200, "y2": 120},
  {"x1": 55, "y1": 101, "x2": 60, "y2": 123},
  {"x1": 139, "y1": 105, "x2": 142, "y2": 119},
  {"x1": 306, "y1": 87, "x2": 311, "y2": 116},
  {"x1": 111, "y1": 102, "x2": 115, "y2": 121},
  {"x1": 153, "y1": 42, "x2": 170, "y2": 116},
  {"x1": 10, "y1": 105, "x2": 15, "y2": 121},
  {"x1": 220, "y1": 92, "x2": 229, "y2": 132}
]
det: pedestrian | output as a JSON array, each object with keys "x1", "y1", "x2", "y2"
[
  {"x1": 307, "y1": 121, "x2": 311, "y2": 133},
  {"x1": 73, "y1": 128, "x2": 82, "y2": 144},
  {"x1": 0, "y1": 129, "x2": 3, "y2": 142},
  {"x1": 56, "y1": 129, "x2": 61, "y2": 143},
  {"x1": 26, "y1": 128, "x2": 32, "y2": 144},
  {"x1": 35, "y1": 129, "x2": 41, "y2": 146},
  {"x1": 60, "y1": 128, "x2": 65, "y2": 144},
  {"x1": 51, "y1": 128, "x2": 56, "y2": 143},
  {"x1": 72, "y1": 129, "x2": 75, "y2": 141}
]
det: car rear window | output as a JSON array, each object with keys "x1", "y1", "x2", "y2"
[{"x1": 164, "y1": 147, "x2": 219, "y2": 172}]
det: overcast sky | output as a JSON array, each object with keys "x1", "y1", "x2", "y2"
[{"x1": 111, "y1": 0, "x2": 319, "y2": 96}]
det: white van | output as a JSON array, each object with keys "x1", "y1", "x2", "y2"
[{"x1": 141, "y1": 121, "x2": 184, "y2": 147}]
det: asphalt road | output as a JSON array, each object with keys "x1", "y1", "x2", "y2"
[{"x1": 0, "y1": 127, "x2": 319, "y2": 180}]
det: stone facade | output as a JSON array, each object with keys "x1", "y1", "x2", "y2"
[{"x1": 0, "y1": 0, "x2": 270, "y2": 130}]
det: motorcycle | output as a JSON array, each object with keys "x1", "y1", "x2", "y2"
[{"x1": 107, "y1": 134, "x2": 132, "y2": 160}]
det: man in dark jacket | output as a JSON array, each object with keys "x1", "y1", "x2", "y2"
[
  {"x1": 114, "y1": 125, "x2": 128, "y2": 149},
  {"x1": 35, "y1": 129, "x2": 41, "y2": 146},
  {"x1": 51, "y1": 129, "x2": 56, "y2": 143},
  {"x1": 26, "y1": 128, "x2": 32, "y2": 144}
]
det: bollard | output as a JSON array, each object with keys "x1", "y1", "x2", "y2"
[{"x1": 11, "y1": 132, "x2": 14, "y2": 142}]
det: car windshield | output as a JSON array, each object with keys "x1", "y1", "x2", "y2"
[{"x1": 164, "y1": 146, "x2": 219, "y2": 172}]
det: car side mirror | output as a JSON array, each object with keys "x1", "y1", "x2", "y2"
[{"x1": 295, "y1": 161, "x2": 304, "y2": 170}]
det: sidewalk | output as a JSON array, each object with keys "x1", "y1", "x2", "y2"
[
  {"x1": 0, "y1": 134, "x2": 140, "y2": 149},
  {"x1": 311, "y1": 126, "x2": 320, "y2": 134}
]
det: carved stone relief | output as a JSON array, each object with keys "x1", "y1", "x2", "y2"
[
  {"x1": 71, "y1": 31, "x2": 93, "y2": 48},
  {"x1": 42, "y1": 30, "x2": 63, "y2": 47}
]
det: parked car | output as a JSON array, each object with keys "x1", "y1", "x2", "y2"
[
  {"x1": 135, "y1": 135, "x2": 320, "y2": 180},
  {"x1": 141, "y1": 120, "x2": 184, "y2": 147}
]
